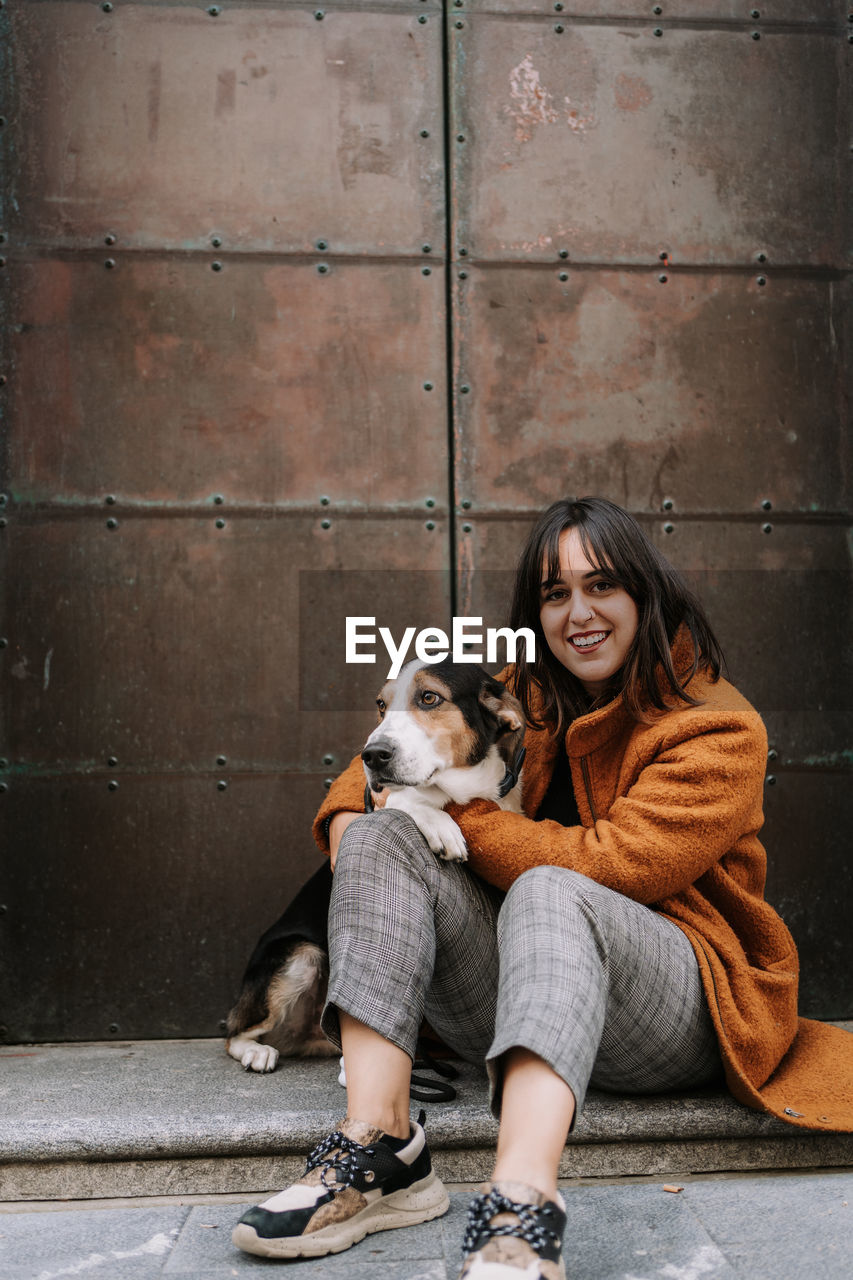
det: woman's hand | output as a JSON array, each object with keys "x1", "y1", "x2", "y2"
[{"x1": 328, "y1": 790, "x2": 388, "y2": 871}]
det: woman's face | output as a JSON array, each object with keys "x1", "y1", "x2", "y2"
[{"x1": 539, "y1": 528, "x2": 640, "y2": 697}]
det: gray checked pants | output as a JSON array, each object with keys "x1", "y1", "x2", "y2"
[{"x1": 320, "y1": 809, "x2": 722, "y2": 1117}]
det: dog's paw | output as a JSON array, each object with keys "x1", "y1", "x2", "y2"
[
  {"x1": 240, "y1": 1043, "x2": 280, "y2": 1073},
  {"x1": 416, "y1": 808, "x2": 469, "y2": 863},
  {"x1": 385, "y1": 792, "x2": 469, "y2": 863},
  {"x1": 438, "y1": 842, "x2": 469, "y2": 863}
]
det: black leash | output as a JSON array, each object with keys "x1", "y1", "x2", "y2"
[{"x1": 410, "y1": 1043, "x2": 459, "y2": 1103}]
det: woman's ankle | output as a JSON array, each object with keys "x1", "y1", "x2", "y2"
[
  {"x1": 345, "y1": 1106, "x2": 411, "y2": 1142},
  {"x1": 489, "y1": 1160, "x2": 558, "y2": 1202}
]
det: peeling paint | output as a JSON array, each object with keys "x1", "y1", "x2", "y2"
[
  {"x1": 564, "y1": 96, "x2": 596, "y2": 134},
  {"x1": 505, "y1": 54, "x2": 595, "y2": 143},
  {"x1": 505, "y1": 54, "x2": 558, "y2": 143},
  {"x1": 519, "y1": 234, "x2": 554, "y2": 253}
]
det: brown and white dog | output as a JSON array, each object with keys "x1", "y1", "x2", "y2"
[
  {"x1": 360, "y1": 657, "x2": 525, "y2": 859},
  {"x1": 225, "y1": 660, "x2": 525, "y2": 1072}
]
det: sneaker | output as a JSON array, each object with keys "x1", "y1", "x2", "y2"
[
  {"x1": 231, "y1": 1111, "x2": 450, "y2": 1259},
  {"x1": 458, "y1": 1181, "x2": 567, "y2": 1279}
]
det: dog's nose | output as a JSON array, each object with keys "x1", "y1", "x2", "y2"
[{"x1": 361, "y1": 738, "x2": 395, "y2": 771}]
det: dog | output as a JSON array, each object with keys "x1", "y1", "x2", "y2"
[
  {"x1": 225, "y1": 660, "x2": 526, "y2": 1073},
  {"x1": 360, "y1": 657, "x2": 526, "y2": 860}
]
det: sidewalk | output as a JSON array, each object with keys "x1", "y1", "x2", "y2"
[
  {"x1": 2, "y1": 1169, "x2": 852, "y2": 1279},
  {"x1": 1, "y1": 1036, "x2": 851, "y2": 1277}
]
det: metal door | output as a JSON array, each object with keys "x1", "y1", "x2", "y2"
[{"x1": 1, "y1": 1, "x2": 849, "y2": 1042}]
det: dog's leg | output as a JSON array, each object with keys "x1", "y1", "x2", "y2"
[
  {"x1": 226, "y1": 942, "x2": 333, "y2": 1071},
  {"x1": 226, "y1": 1020, "x2": 281, "y2": 1073},
  {"x1": 384, "y1": 789, "x2": 469, "y2": 862}
]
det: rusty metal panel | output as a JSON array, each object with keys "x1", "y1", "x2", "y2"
[
  {"x1": 451, "y1": 267, "x2": 851, "y2": 516},
  {"x1": 761, "y1": 772, "x2": 853, "y2": 1020},
  {"x1": 2, "y1": 0, "x2": 850, "y2": 1046},
  {"x1": 5, "y1": 1, "x2": 444, "y2": 254},
  {"x1": 4, "y1": 258, "x2": 448, "y2": 504},
  {"x1": 461, "y1": 2, "x2": 841, "y2": 21},
  {"x1": 450, "y1": 19, "x2": 848, "y2": 265},
  {"x1": 0, "y1": 774, "x2": 333, "y2": 1042},
  {"x1": 0, "y1": 517, "x2": 450, "y2": 771}
]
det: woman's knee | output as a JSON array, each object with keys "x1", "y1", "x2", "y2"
[
  {"x1": 501, "y1": 865, "x2": 594, "y2": 920},
  {"x1": 335, "y1": 807, "x2": 431, "y2": 869}
]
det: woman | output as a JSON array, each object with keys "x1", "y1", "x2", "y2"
[{"x1": 232, "y1": 497, "x2": 852, "y2": 1278}]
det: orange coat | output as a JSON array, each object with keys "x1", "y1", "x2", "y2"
[{"x1": 312, "y1": 635, "x2": 853, "y2": 1133}]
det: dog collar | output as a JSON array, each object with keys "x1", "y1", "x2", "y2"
[{"x1": 497, "y1": 745, "x2": 526, "y2": 799}]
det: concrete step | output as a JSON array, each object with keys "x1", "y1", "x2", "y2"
[{"x1": 1, "y1": 1037, "x2": 851, "y2": 1202}]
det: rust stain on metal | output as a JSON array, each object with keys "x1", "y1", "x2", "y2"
[
  {"x1": 458, "y1": 21, "x2": 845, "y2": 265},
  {"x1": 452, "y1": 269, "x2": 849, "y2": 516},
  {"x1": 613, "y1": 72, "x2": 653, "y2": 113},
  {"x1": 6, "y1": 2, "x2": 444, "y2": 254},
  {"x1": 5, "y1": 258, "x2": 448, "y2": 505}
]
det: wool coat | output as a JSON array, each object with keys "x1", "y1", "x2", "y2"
[{"x1": 312, "y1": 632, "x2": 853, "y2": 1133}]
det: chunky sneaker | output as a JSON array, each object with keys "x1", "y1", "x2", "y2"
[
  {"x1": 232, "y1": 1111, "x2": 450, "y2": 1259},
  {"x1": 458, "y1": 1181, "x2": 567, "y2": 1279}
]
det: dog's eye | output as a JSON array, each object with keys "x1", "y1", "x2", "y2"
[
  {"x1": 376, "y1": 699, "x2": 386, "y2": 718},
  {"x1": 420, "y1": 691, "x2": 443, "y2": 707}
]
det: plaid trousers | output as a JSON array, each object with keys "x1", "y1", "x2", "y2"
[{"x1": 321, "y1": 809, "x2": 722, "y2": 1116}]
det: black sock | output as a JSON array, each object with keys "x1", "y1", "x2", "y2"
[{"x1": 379, "y1": 1129, "x2": 412, "y2": 1153}]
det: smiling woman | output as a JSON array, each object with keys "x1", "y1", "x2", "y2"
[
  {"x1": 234, "y1": 496, "x2": 853, "y2": 1280},
  {"x1": 538, "y1": 530, "x2": 640, "y2": 698},
  {"x1": 509, "y1": 495, "x2": 723, "y2": 733}
]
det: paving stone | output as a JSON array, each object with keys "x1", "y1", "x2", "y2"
[
  {"x1": 0, "y1": 1203, "x2": 189, "y2": 1279},
  {"x1": 682, "y1": 1171, "x2": 853, "y2": 1280},
  {"x1": 163, "y1": 1272, "x2": 446, "y2": 1280},
  {"x1": 164, "y1": 1201, "x2": 449, "y2": 1273},
  {"x1": 558, "y1": 1182, "x2": 738, "y2": 1280},
  {"x1": 0, "y1": 1040, "x2": 828, "y2": 1162},
  {"x1": 2, "y1": 1177, "x2": 853, "y2": 1280}
]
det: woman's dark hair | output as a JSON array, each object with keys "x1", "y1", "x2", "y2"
[{"x1": 509, "y1": 496, "x2": 723, "y2": 736}]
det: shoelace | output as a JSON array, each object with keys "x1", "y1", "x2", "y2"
[
  {"x1": 304, "y1": 1130, "x2": 373, "y2": 1192},
  {"x1": 462, "y1": 1186, "x2": 561, "y2": 1256}
]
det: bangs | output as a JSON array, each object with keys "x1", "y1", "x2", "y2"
[{"x1": 539, "y1": 512, "x2": 635, "y2": 597}]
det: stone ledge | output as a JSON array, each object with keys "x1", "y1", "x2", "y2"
[
  {"x1": 3, "y1": 1135, "x2": 853, "y2": 1203},
  {"x1": 1, "y1": 1037, "x2": 850, "y2": 1201}
]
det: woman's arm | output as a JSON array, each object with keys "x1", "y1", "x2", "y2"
[
  {"x1": 450, "y1": 714, "x2": 768, "y2": 903},
  {"x1": 312, "y1": 754, "x2": 366, "y2": 854}
]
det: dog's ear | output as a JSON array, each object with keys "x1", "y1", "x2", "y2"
[{"x1": 479, "y1": 683, "x2": 524, "y2": 737}]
